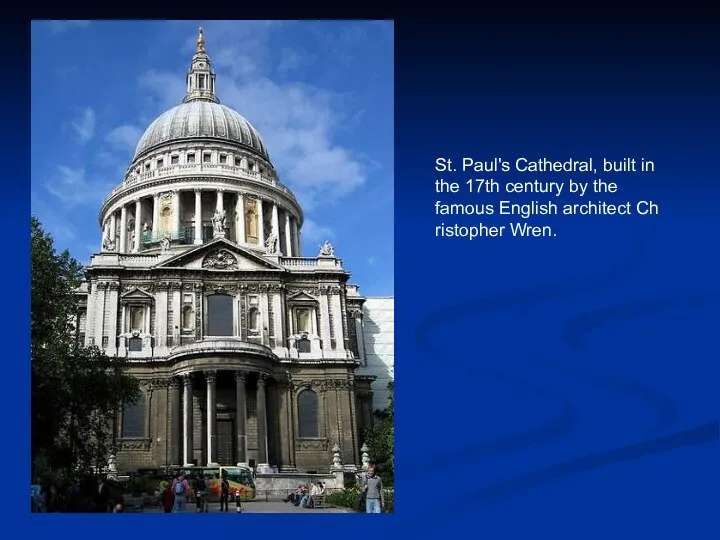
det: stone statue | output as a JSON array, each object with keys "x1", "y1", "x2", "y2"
[
  {"x1": 319, "y1": 240, "x2": 335, "y2": 257},
  {"x1": 129, "y1": 229, "x2": 136, "y2": 249},
  {"x1": 142, "y1": 221, "x2": 150, "y2": 233},
  {"x1": 264, "y1": 231, "x2": 279, "y2": 255},
  {"x1": 160, "y1": 234, "x2": 171, "y2": 252},
  {"x1": 102, "y1": 234, "x2": 116, "y2": 251},
  {"x1": 212, "y1": 209, "x2": 226, "y2": 233}
]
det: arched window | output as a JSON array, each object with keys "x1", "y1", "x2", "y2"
[
  {"x1": 298, "y1": 389, "x2": 319, "y2": 438},
  {"x1": 206, "y1": 294, "x2": 234, "y2": 336},
  {"x1": 122, "y1": 392, "x2": 146, "y2": 438}
]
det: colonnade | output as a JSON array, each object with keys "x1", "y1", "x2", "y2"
[
  {"x1": 102, "y1": 188, "x2": 301, "y2": 256},
  {"x1": 170, "y1": 370, "x2": 270, "y2": 467}
]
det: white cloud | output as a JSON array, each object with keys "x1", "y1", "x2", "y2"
[
  {"x1": 277, "y1": 47, "x2": 316, "y2": 73},
  {"x1": 71, "y1": 107, "x2": 96, "y2": 144},
  {"x1": 301, "y1": 219, "x2": 334, "y2": 243},
  {"x1": 138, "y1": 70, "x2": 185, "y2": 110},
  {"x1": 45, "y1": 165, "x2": 113, "y2": 207},
  {"x1": 106, "y1": 125, "x2": 143, "y2": 153},
  {"x1": 138, "y1": 22, "x2": 367, "y2": 209},
  {"x1": 46, "y1": 20, "x2": 92, "y2": 35}
]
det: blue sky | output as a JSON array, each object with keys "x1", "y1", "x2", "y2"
[{"x1": 31, "y1": 20, "x2": 394, "y2": 296}]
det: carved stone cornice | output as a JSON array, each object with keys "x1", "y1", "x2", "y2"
[
  {"x1": 150, "y1": 378, "x2": 169, "y2": 390},
  {"x1": 257, "y1": 373, "x2": 269, "y2": 386},
  {"x1": 180, "y1": 372, "x2": 194, "y2": 385},
  {"x1": 234, "y1": 370, "x2": 248, "y2": 383},
  {"x1": 168, "y1": 378, "x2": 180, "y2": 390},
  {"x1": 204, "y1": 369, "x2": 217, "y2": 383},
  {"x1": 155, "y1": 281, "x2": 170, "y2": 290}
]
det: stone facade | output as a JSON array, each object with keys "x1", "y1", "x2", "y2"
[
  {"x1": 357, "y1": 297, "x2": 394, "y2": 413},
  {"x1": 75, "y1": 29, "x2": 379, "y2": 474}
]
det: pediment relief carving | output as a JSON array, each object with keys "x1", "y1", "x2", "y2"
[{"x1": 202, "y1": 249, "x2": 238, "y2": 270}]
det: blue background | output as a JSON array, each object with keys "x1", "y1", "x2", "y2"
[{"x1": 10, "y1": 18, "x2": 720, "y2": 539}]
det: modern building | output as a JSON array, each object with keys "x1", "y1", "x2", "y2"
[
  {"x1": 358, "y1": 298, "x2": 394, "y2": 413},
  {"x1": 76, "y1": 29, "x2": 389, "y2": 474}
]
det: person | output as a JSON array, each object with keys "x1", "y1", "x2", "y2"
[
  {"x1": 363, "y1": 464, "x2": 384, "y2": 513},
  {"x1": 171, "y1": 474, "x2": 189, "y2": 513},
  {"x1": 220, "y1": 473, "x2": 230, "y2": 512},
  {"x1": 95, "y1": 476, "x2": 110, "y2": 513},
  {"x1": 160, "y1": 482, "x2": 175, "y2": 513},
  {"x1": 235, "y1": 489, "x2": 243, "y2": 513},
  {"x1": 113, "y1": 503, "x2": 124, "y2": 513},
  {"x1": 195, "y1": 474, "x2": 208, "y2": 512}
]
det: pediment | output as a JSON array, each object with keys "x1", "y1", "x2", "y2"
[
  {"x1": 120, "y1": 287, "x2": 154, "y2": 300},
  {"x1": 154, "y1": 238, "x2": 285, "y2": 272},
  {"x1": 287, "y1": 291, "x2": 319, "y2": 303}
]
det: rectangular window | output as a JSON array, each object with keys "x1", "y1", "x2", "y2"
[
  {"x1": 199, "y1": 74, "x2": 205, "y2": 89},
  {"x1": 296, "y1": 308, "x2": 311, "y2": 333},
  {"x1": 171, "y1": 155, "x2": 179, "y2": 165},
  {"x1": 219, "y1": 154, "x2": 227, "y2": 164},
  {"x1": 203, "y1": 153, "x2": 211, "y2": 163},
  {"x1": 234, "y1": 157, "x2": 242, "y2": 167},
  {"x1": 129, "y1": 306, "x2": 145, "y2": 332},
  {"x1": 206, "y1": 294, "x2": 234, "y2": 336},
  {"x1": 157, "y1": 158, "x2": 164, "y2": 168},
  {"x1": 187, "y1": 153, "x2": 195, "y2": 164}
]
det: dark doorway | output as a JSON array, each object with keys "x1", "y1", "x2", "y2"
[{"x1": 217, "y1": 418, "x2": 235, "y2": 465}]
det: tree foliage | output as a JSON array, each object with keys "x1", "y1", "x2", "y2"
[
  {"x1": 363, "y1": 380, "x2": 394, "y2": 484},
  {"x1": 31, "y1": 217, "x2": 140, "y2": 482}
]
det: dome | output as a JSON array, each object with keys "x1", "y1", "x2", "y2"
[{"x1": 133, "y1": 101, "x2": 269, "y2": 161}]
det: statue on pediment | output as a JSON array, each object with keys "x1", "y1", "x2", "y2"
[
  {"x1": 265, "y1": 231, "x2": 279, "y2": 255},
  {"x1": 319, "y1": 240, "x2": 335, "y2": 257},
  {"x1": 212, "y1": 209, "x2": 227, "y2": 235}
]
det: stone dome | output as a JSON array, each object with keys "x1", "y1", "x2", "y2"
[{"x1": 133, "y1": 101, "x2": 269, "y2": 161}]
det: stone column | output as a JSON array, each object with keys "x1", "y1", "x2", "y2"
[
  {"x1": 152, "y1": 194, "x2": 159, "y2": 237},
  {"x1": 284, "y1": 212, "x2": 292, "y2": 256},
  {"x1": 235, "y1": 370, "x2": 247, "y2": 466},
  {"x1": 172, "y1": 190, "x2": 181, "y2": 235},
  {"x1": 119, "y1": 205, "x2": 127, "y2": 253},
  {"x1": 169, "y1": 378, "x2": 182, "y2": 466},
  {"x1": 94, "y1": 282, "x2": 106, "y2": 349},
  {"x1": 156, "y1": 284, "x2": 168, "y2": 352},
  {"x1": 133, "y1": 199, "x2": 142, "y2": 252},
  {"x1": 109, "y1": 212, "x2": 116, "y2": 241},
  {"x1": 355, "y1": 312, "x2": 366, "y2": 364},
  {"x1": 206, "y1": 370, "x2": 218, "y2": 465},
  {"x1": 256, "y1": 374, "x2": 269, "y2": 467},
  {"x1": 182, "y1": 373, "x2": 194, "y2": 466},
  {"x1": 235, "y1": 193, "x2": 245, "y2": 244},
  {"x1": 257, "y1": 199, "x2": 265, "y2": 246},
  {"x1": 292, "y1": 218, "x2": 300, "y2": 256},
  {"x1": 106, "y1": 282, "x2": 119, "y2": 356},
  {"x1": 194, "y1": 189, "x2": 203, "y2": 244},
  {"x1": 320, "y1": 292, "x2": 332, "y2": 350},
  {"x1": 271, "y1": 203, "x2": 280, "y2": 241}
]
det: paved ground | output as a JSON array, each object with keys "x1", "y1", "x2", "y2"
[{"x1": 142, "y1": 501, "x2": 354, "y2": 514}]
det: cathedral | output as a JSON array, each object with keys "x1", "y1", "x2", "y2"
[{"x1": 77, "y1": 29, "x2": 378, "y2": 474}]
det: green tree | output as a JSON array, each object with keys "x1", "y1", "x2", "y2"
[
  {"x1": 363, "y1": 380, "x2": 394, "y2": 484},
  {"x1": 31, "y1": 217, "x2": 140, "y2": 482}
]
